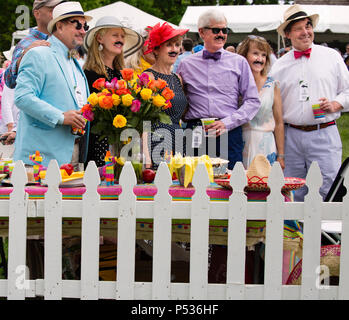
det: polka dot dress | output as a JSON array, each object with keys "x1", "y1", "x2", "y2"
[{"x1": 145, "y1": 69, "x2": 187, "y2": 168}]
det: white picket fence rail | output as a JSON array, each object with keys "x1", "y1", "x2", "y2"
[{"x1": 0, "y1": 159, "x2": 348, "y2": 300}]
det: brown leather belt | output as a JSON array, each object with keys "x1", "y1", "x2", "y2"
[{"x1": 285, "y1": 120, "x2": 336, "y2": 132}]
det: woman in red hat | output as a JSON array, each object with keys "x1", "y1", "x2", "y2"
[{"x1": 143, "y1": 22, "x2": 189, "y2": 168}]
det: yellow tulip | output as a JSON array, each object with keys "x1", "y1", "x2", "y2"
[
  {"x1": 140, "y1": 88, "x2": 152, "y2": 100},
  {"x1": 112, "y1": 94, "x2": 121, "y2": 106},
  {"x1": 87, "y1": 92, "x2": 99, "y2": 106},
  {"x1": 113, "y1": 114, "x2": 127, "y2": 128},
  {"x1": 122, "y1": 94, "x2": 134, "y2": 107},
  {"x1": 152, "y1": 94, "x2": 166, "y2": 107}
]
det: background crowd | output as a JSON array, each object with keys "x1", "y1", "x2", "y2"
[{"x1": 0, "y1": 1, "x2": 348, "y2": 203}]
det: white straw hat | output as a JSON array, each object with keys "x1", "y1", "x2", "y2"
[
  {"x1": 83, "y1": 16, "x2": 144, "y2": 58},
  {"x1": 277, "y1": 4, "x2": 319, "y2": 37},
  {"x1": 47, "y1": 1, "x2": 92, "y2": 34}
]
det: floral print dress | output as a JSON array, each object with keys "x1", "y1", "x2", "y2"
[{"x1": 242, "y1": 76, "x2": 278, "y2": 169}]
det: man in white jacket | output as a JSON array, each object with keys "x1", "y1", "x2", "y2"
[{"x1": 270, "y1": 4, "x2": 349, "y2": 201}]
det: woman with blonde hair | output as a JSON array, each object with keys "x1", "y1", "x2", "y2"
[
  {"x1": 237, "y1": 36, "x2": 285, "y2": 169},
  {"x1": 82, "y1": 16, "x2": 143, "y2": 167}
]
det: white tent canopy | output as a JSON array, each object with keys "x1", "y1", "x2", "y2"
[
  {"x1": 86, "y1": 1, "x2": 177, "y2": 31},
  {"x1": 179, "y1": 4, "x2": 349, "y2": 48},
  {"x1": 11, "y1": 1, "x2": 177, "y2": 47}
]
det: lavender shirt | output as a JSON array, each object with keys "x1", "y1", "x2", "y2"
[{"x1": 177, "y1": 47, "x2": 260, "y2": 131}]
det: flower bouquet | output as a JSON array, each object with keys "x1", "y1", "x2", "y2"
[
  {"x1": 82, "y1": 68, "x2": 175, "y2": 181},
  {"x1": 83, "y1": 69, "x2": 173, "y2": 147}
]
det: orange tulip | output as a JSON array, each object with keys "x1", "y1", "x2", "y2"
[
  {"x1": 81, "y1": 103, "x2": 92, "y2": 113},
  {"x1": 162, "y1": 87, "x2": 175, "y2": 100},
  {"x1": 116, "y1": 88, "x2": 131, "y2": 96},
  {"x1": 148, "y1": 79, "x2": 157, "y2": 91},
  {"x1": 117, "y1": 80, "x2": 126, "y2": 89},
  {"x1": 92, "y1": 78, "x2": 105, "y2": 90},
  {"x1": 120, "y1": 68, "x2": 134, "y2": 81},
  {"x1": 163, "y1": 101, "x2": 172, "y2": 110},
  {"x1": 99, "y1": 95, "x2": 113, "y2": 109},
  {"x1": 156, "y1": 79, "x2": 167, "y2": 90}
]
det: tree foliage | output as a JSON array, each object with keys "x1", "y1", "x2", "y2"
[{"x1": 1, "y1": 0, "x2": 279, "y2": 54}]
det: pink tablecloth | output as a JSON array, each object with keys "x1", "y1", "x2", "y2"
[{"x1": 0, "y1": 182, "x2": 289, "y2": 202}]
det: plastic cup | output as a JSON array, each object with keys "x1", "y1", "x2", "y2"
[
  {"x1": 201, "y1": 118, "x2": 217, "y2": 137},
  {"x1": 26, "y1": 167, "x2": 35, "y2": 182},
  {"x1": 312, "y1": 103, "x2": 325, "y2": 119}
]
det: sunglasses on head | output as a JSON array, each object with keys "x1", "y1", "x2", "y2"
[
  {"x1": 248, "y1": 35, "x2": 266, "y2": 41},
  {"x1": 69, "y1": 19, "x2": 89, "y2": 31},
  {"x1": 204, "y1": 27, "x2": 229, "y2": 34}
]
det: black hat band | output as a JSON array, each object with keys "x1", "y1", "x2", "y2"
[{"x1": 286, "y1": 11, "x2": 308, "y2": 21}]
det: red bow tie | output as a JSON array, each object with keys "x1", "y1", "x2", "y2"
[{"x1": 294, "y1": 48, "x2": 312, "y2": 59}]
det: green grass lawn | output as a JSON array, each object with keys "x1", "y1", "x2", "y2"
[{"x1": 337, "y1": 112, "x2": 349, "y2": 162}]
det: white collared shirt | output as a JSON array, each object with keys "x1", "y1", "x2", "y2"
[
  {"x1": 270, "y1": 43, "x2": 349, "y2": 125},
  {"x1": 0, "y1": 83, "x2": 19, "y2": 134}
]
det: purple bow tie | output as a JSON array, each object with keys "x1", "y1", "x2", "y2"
[{"x1": 203, "y1": 50, "x2": 221, "y2": 61}]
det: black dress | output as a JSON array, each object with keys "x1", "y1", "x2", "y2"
[
  {"x1": 84, "y1": 66, "x2": 121, "y2": 167},
  {"x1": 145, "y1": 69, "x2": 187, "y2": 167}
]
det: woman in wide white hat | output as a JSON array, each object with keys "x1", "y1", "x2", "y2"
[{"x1": 82, "y1": 16, "x2": 144, "y2": 167}]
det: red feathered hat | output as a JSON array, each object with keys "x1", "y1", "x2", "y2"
[{"x1": 144, "y1": 22, "x2": 189, "y2": 55}]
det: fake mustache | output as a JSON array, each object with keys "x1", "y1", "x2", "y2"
[
  {"x1": 215, "y1": 35, "x2": 225, "y2": 40},
  {"x1": 114, "y1": 41, "x2": 124, "y2": 46},
  {"x1": 168, "y1": 51, "x2": 178, "y2": 56},
  {"x1": 253, "y1": 61, "x2": 264, "y2": 65}
]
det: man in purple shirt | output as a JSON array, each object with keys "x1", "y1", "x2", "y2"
[{"x1": 177, "y1": 10, "x2": 260, "y2": 169}]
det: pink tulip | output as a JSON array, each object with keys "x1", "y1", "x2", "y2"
[
  {"x1": 83, "y1": 109, "x2": 94, "y2": 121},
  {"x1": 138, "y1": 73, "x2": 150, "y2": 86},
  {"x1": 130, "y1": 99, "x2": 141, "y2": 113},
  {"x1": 105, "y1": 77, "x2": 119, "y2": 90}
]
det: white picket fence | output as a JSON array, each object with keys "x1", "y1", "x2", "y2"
[{"x1": 0, "y1": 159, "x2": 348, "y2": 300}]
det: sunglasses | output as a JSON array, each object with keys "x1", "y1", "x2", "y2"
[
  {"x1": 204, "y1": 27, "x2": 229, "y2": 35},
  {"x1": 69, "y1": 19, "x2": 89, "y2": 32}
]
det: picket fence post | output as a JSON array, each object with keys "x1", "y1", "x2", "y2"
[
  {"x1": 301, "y1": 162, "x2": 323, "y2": 299},
  {"x1": 116, "y1": 162, "x2": 137, "y2": 299},
  {"x1": 152, "y1": 162, "x2": 172, "y2": 299},
  {"x1": 44, "y1": 160, "x2": 63, "y2": 300},
  {"x1": 226, "y1": 162, "x2": 247, "y2": 300},
  {"x1": 189, "y1": 162, "x2": 210, "y2": 300},
  {"x1": 81, "y1": 161, "x2": 101, "y2": 300},
  {"x1": 7, "y1": 161, "x2": 28, "y2": 300},
  {"x1": 264, "y1": 162, "x2": 285, "y2": 299}
]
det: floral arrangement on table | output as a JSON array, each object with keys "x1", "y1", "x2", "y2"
[{"x1": 82, "y1": 68, "x2": 174, "y2": 156}]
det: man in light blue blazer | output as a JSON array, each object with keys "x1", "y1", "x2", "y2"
[{"x1": 14, "y1": 2, "x2": 92, "y2": 167}]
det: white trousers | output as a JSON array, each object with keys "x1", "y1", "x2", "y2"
[{"x1": 284, "y1": 124, "x2": 342, "y2": 202}]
